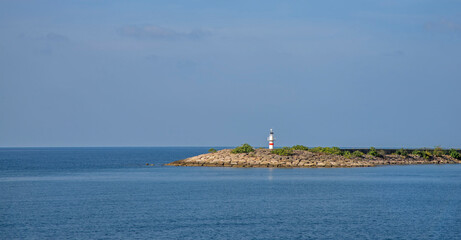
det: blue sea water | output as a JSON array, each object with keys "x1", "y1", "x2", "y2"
[{"x1": 1, "y1": 147, "x2": 460, "y2": 240}]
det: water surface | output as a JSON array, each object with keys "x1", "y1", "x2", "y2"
[{"x1": 1, "y1": 148, "x2": 460, "y2": 239}]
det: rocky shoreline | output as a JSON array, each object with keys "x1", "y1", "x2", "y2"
[{"x1": 166, "y1": 149, "x2": 461, "y2": 168}]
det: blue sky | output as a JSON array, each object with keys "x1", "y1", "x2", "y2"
[{"x1": 1, "y1": 0, "x2": 460, "y2": 148}]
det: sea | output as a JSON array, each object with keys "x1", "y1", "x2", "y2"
[{"x1": 1, "y1": 147, "x2": 460, "y2": 240}]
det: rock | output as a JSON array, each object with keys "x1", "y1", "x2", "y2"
[{"x1": 165, "y1": 149, "x2": 460, "y2": 168}]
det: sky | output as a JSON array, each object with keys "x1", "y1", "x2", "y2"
[{"x1": 1, "y1": 0, "x2": 460, "y2": 148}]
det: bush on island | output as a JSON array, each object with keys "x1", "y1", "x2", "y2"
[
  {"x1": 433, "y1": 146, "x2": 445, "y2": 157},
  {"x1": 412, "y1": 150, "x2": 423, "y2": 157},
  {"x1": 423, "y1": 150, "x2": 432, "y2": 159},
  {"x1": 308, "y1": 147, "x2": 323, "y2": 153},
  {"x1": 326, "y1": 147, "x2": 342, "y2": 155},
  {"x1": 449, "y1": 149, "x2": 461, "y2": 160},
  {"x1": 395, "y1": 148, "x2": 408, "y2": 156},
  {"x1": 343, "y1": 151, "x2": 352, "y2": 159},
  {"x1": 231, "y1": 143, "x2": 255, "y2": 154},
  {"x1": 352, "y1": 150, "x2": 364, "y2": 157},
  {"x1": 271, "y1": 147, "x2": 294, "y2": 156},
  {"x1": 368, "y1": 147, "x2": 379, "y2": 157},
  {"x1": 208, "y1": 148, "x2": 217, "y2": 153},
  {"x1": 291, "y1": 145, "x2": 309, "y2": 151},
  {"x1": 309, "y1": 147, "x2": 342, "y2": 155},
  {"x1": 412, "y1": 149, "x2": 432, "y2": 159}
]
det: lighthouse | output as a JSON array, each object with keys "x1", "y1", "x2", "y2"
[{"x1": 267, "y1": 129, "x2": 275, "y2": 149}]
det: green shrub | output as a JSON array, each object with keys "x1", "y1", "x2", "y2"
[
  {"x1": 395, "y1": 148, "x2": 408, "y2": 157},
  {"x1": 368, "y1": 147, "x2": 379, "y2": 157},
  {"x1": 449, "y1": 149, "x2": 461, "y2": 160},
  {"x1": 309, "y1": 146, "x2": 342, "y2": 155},
  {"x1": 208, "y1": 148, "x2": 217, "y2": 153},
  {"x1": 343, "y1": 151, "x2": 352, "y2": 159},
  {"x1": 291, "y1": 145, "x2": 309, "y2": 151},
  {"x1": 433, "y1": 146, "x2": 445, "y2": 157},
  {"x1": 309, "y1": 147, "x2": 323, "y2": 153},
  {"x1": 352, "y1": 150, "x2": 364, "y2": 157},
  {"x1": 412, "y1": 149, "x2": 432, "y2": 159},
  {"x1": 271, "y1": 147, "x2": 294, "y2": 156},
  {"x1": 412, "y1": 150, "x2": 424, "y2": 157},
  {"x1": 326, "y1": 147, "x2": 342, "y2": 155},
  {"x1": 367, "y1": 148, "x2": 384, "y2": 158},
  {"x1": 231, "y1": 143, "x2": 255, "y2": 154},
  {"x1": 423, "y1": 150, "x2": 432, "y2": 160}
]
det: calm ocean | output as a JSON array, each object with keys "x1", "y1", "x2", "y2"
[{"x1": 1, "y1": 147, "x2": 460, "y2": 239}]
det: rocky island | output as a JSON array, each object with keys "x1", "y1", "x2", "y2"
[{"x1": 166, "y1": 145, "x2": 461, "y2": 168}]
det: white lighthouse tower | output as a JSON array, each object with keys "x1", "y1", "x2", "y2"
[{"x1": 267, "y1": 129, "x2": 275, "y2": 149}]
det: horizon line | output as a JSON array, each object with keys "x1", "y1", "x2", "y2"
[{"x1": 0, "y1": 146, "x2": 458, "y2": 149}]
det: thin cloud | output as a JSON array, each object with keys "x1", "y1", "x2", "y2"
[
  {"x1": 118, "y1": 25, "x2": 211, "y2": 40},
  {"x1": 46, "y1": 32, "x2": 70, "y2": 43},
  {"x1": 425, "y1": 20, "x2": 461, "y2": 33}
]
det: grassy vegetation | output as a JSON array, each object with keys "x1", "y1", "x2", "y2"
[
  {"x1": 308, "y1": 147, "x2": 366, "y2": 158},
  {"x1": 291, "y1": 145, "x2": 309, "y2": 151},
  {"x1": 231, "y1": 144, "x2": 458, "y2": 160},
  {"x1": 231, "y1": 143, "x2": 255, "y2": 154},
  {"x1": 305, "y1": 146, "x2": 454, "y2": 159},
  {"x1": 208, "y1": 148, "x2": 217, "y2": 153},
  {"x1": 271, "y1": 147, "x2": 294, "y2": 156}
]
